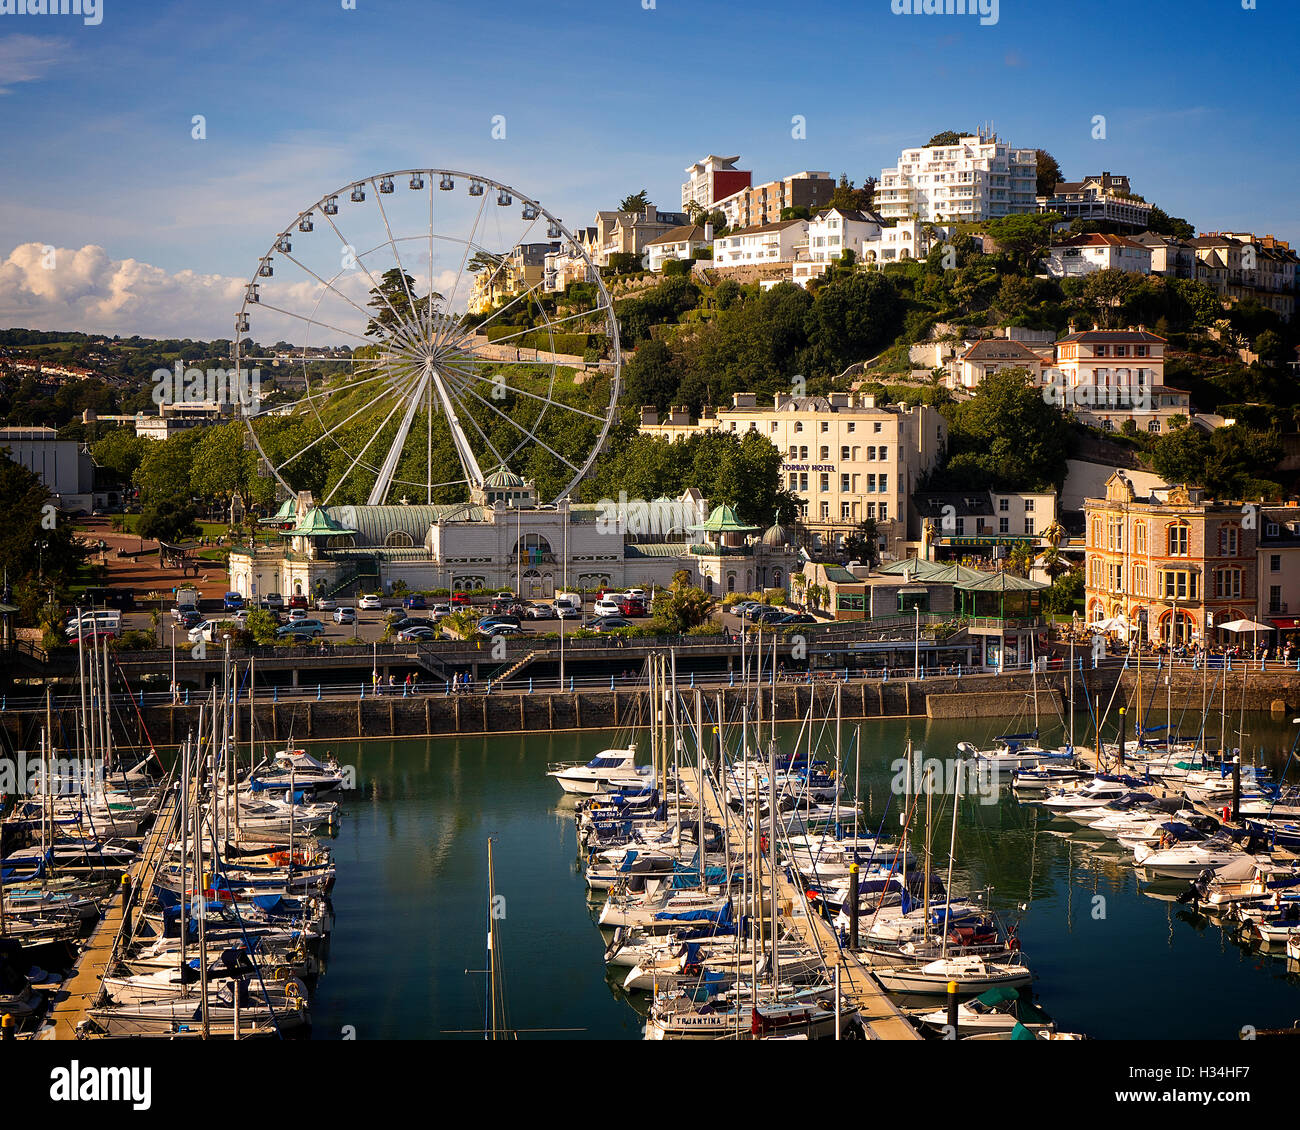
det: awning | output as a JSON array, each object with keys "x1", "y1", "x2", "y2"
[{"x1": 1271, "y1": 618, "x2": 1300, "y2": 630}]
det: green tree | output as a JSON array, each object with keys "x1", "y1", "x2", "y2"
[
  {"x1": 619, "y1": 190, "x2": 650, "y2": 214},
  {"x1": 926, "y1": 130, "x2": 967, "y2": 147},
  {"x1": 622, "y1": 339, "x2": 679, "y2": 411},
  {"x1": 0, "y1": 454, "x2": 89, "y2": 613},
  {"x1": 191, "y1": 422, "x2": 258, "y2": 518},
  {"x1": 90, "y1": 428, "x2": 149, "y2": 483},
  {"x1": 652, "y1": 569, "x2": 714, "y2": 634},
  {"x1": 803, "y1": 271, "x2": 903, "y2": 371},
  {"x1": 1147, "y1": 206, "x2": 1195, "y2": 241},
  {"x1": 133, "y1": 428, "x2": 203, "y2": 504},
  {"x1": 138, "y1": 497, "x2": 199, "y2": 543},
  {"x1": 985, "y1": 213, "x2": 1062, "y2": 271},
  {"x1": 1035, "y1": 149, "x2": 1064, "y2": 198},
  {"x1": 245, "y1": 608, "x2": 279, "y2": 645},
  {"x1": 843, "y1": 518, "x2": 880, "y2": 568}
]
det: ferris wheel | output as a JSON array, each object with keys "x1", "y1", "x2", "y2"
[{"x1": 235, "y1": 168, "x2": 621, "y2": 506}]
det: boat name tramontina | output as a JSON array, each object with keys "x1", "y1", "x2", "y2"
[{"x1": 49, "y1": 1062, "x2": 152, "y2": 1111}]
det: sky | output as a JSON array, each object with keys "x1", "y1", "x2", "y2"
[{"x1": 0, "y1": 0, "x2": 1296, "y2": 339}]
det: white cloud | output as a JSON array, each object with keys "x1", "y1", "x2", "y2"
[{"x1": 0, "y1": 34, "x2": 68, "y2": 94}]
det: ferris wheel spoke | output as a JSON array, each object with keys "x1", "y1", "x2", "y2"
[
  {"x1": 370, "y1": 182, "x2": 425, "y2": 344},
  {"x1": 430, "y1": 190, "x2": 488, "y2": 354},
  {"x1": 481, "y1": 304, "x2": 607, "y2": 348},
  {"x1": 253, "y1": 300, "x2": 376, "y2": 347},
  {"x1": 275, "y1": 362, "x2": 425, "y2": 472},
  {"x1": 446, "y1": 378, "x2": 582, "y2": 474},
  {"x1": 439, "y1": 377, "x2": 512, "y2": 473},
  {"x1": 459, "y1": 277, "x2": 550, "y2": 345},
  {"x1": 317, "y1": 210, "x2": 427, "y2": 355},
  {"x1": 441, "y1": 362, "x2": 608, "y2": 423},
  {"x1": 320, "y1": 392, "x2": 415, "y2": 506},
  {"x1": 273, "y1": 250, "x2": 400, "y2": 340},
  {"x1": 243, "y1": 368, "x2": 395, "y2": 420}
]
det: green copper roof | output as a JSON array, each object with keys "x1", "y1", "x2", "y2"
[
  {"x1": 689, "y1": 504, "x2": 760, "y2": 534},
  {"x1": 878, "y1": 558, "x2": 984, "y2": 585},
  {"x1": 259, "y1": 498, "x2": 296, "y2": 524},
  {"x1": 957, "y1": 571, "x2": 1047, "y2": 592},
  {"x1": 286, "y1": 507, "x2": 357, "y2": 537}
]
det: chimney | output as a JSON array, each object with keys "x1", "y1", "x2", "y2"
[
  {"x1": 640, "y1": 405, "x2": 659, "y2": 426},
  {"x1": 704, "y1": 222, "x2": 714, "y2": 241}
]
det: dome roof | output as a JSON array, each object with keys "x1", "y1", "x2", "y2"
[
  {"x1": 761, "y1": 522, "x2": 794, "y2": 548},
  {"x1": 484, "y1": 467, "x2": 525, "y2": 489}
]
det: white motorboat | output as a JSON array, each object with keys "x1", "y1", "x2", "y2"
[
  {"x1": 873, "y1": 953, "x2": 1032, "y2": 995},
  {"x1": 548, "y1": 746, "x2": 651, "y2": 796},
  {"x1": 1133, "y1": 835, "x2": 1248, "y2": 879},
  {"x1": 1039, "y1": 778, "x2": 1136, "y2": 818}
]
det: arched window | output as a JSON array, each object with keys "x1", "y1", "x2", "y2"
[
  {"x1": 384, "y1": 531, "x2": 414, "y2": 547},
  {"x1": 1167, "y1": 522, "x2": 1189, "y2": 557},
  {"x1": 516, "y1": 533, "x2": 552, "y2": 564}
]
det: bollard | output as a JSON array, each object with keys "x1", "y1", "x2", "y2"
[
  {"x1": 690, "y1": 672, "x2": 695, "y2": 688},
  {"x1": 1231, "y1": 756, "x2": 1242, "y2": 823},
  {"x1": 360, "y1": 683, "x2": 365, "y2": 699},
  {"x1": 488, "y1": 679, "x2": 493, "y2": 694},
  {"x1": 957, "y1": 664, "x2": 962, "y2": 679},
  {"x1": 610, "y1": 675, "x2": 615, "y2": 691},
  {"x1": 529, "y1": 677, "x2": 533, "y2": 694},
  {"x1": 445, "y1": 681, "x2": 450, "y2": 696},
  {"x1": 848, "y1": 863, "x2": 860, "y2": 949},
  {"x1": 273, "y1": 686, "x2": 279, "y2": 703},
  {"x1": 138, "y1": 691, "x2": 144, "y2": 707},
  {"x1": 729, "y1": 671, "x2": 734, "y2": 687},
  {"x1": 569, "y1": 676, "x2": 574, "y2": 692},
  {"x1": 946, "y1": 980, "x2": 959, "y2": 1037},
  {"x1": 843, "y1": 668, "x2": 848, "y2": 682},
  {"x1": 317, "y1": 684, "x2": 322, "y2": 700},
  {"x1": 0, "y1": 695, "x2": 4, "y2": 711},
  {"x1": 184, "y1": 688, "x2": 189, "y2": 705},
  {"x1": 1, "y1": 1012, "x2": 14, "y2": 1041}
]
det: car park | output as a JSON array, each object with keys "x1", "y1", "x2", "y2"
[
  {"x1": 178, "y1": 610, "x2": 205, "y2": 631},
  {"x1": 402, "y1": 594, "x2": 427, "y2": 610},
  {"x1": 316, "y1": 597, "x2": 338, "y2": 612},
  {"x1": 451, "y1": 592, "x2": 472, "y2": 608},
  {"x1": 743, "y1": 604, "x2": 779, "y2": 622},
  {"x1": 731, "y1": 600, "x2": 760, "y2": 618},
  {"x1": 358, "y1": 593, "x2": 384, "y2": 610},
  {"x1": 753, "y1": 608, "x2": 790, "y2": 625},
  {"x1": 477, "y1": 614, "x2": 521, "y2": 631},
  {"x1": 585, "y1": 616, "x2": 632, "y2": 632},
  {"x1": 334, "y1": 607, "x2": 356, "y2": 625},
  {"x1": 287, "y1": 595, "x2": 309, "y2": 611},
  {"x1": 593, "y1": 597, "x2": 621, "y2": 617},
  {"x1": 388, "y1": 616, "x2": 424, "y2": 633},
  {"x1": 478, "y1": 621, "x2": 523, "y2": 636}
]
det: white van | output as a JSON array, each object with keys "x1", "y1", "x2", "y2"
[{"x1": 65, "y1": 610, "x2": 122, "y2": 638}]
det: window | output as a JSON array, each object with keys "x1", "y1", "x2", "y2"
[
  {"x1": 1271, "y1": 554, "x2": 1282, "y2": 573},
  {"x1": 1133, "y1": 565, "x2": 1148, "y2": 597},
  {"x1": 846, "y1": 423, "x2": 855, "y2": 433},
  {"x1": 1219, "y1": 525, "x2": 1239, "y2": 557},
  {"x1": 1159, "y1": 570, "x2": 1197, "y2": 600},
  {"x1": 820, "y1": 421, "x2": 829, "y2": 433},
  {"x1": 878, "y1": 445, "x2": 888, "y2": 461},
  {"x1": 866, "y1": 446, "x2": 876, "y2": 460},
  {"x1": 1134, "y1": 522, "x2": 1147, "y2": 554},
  {"x1": 873, "y1": 422, "x2": 882, "y2": 433},
  {"x1": 794, "y1": 422, "x2": 803, "y2": 433},
  {"x1": 879, "y1": 503, "x2": 887, "y2": 521},
  {"x1": 820, "y1": 473, "x2": 829, "y2": 493},
  {"x1": 999, "y1": 517, "x2": 1010, "y2": 534},
  {"x1": 788, "y1": 474, "x2": 798, "y2": 490},
  {"x1": 799, "y1": 446, "x2": 808, "y2": 459},
  {"x1": 879, "y1": 474, "x2": 888, "y2": 493},
  {"x1": 820, "y1": 446, "x2": 829, "y2": 460},
  {"x1": 788, "y1": 446, "x2": 798, "y2": 459},
  {"x1": 841, "y1": 446, "x2": 851, "y2": 461},
  {"x1": 1213, "y1": 568, "x2": 1242, "y2": 600},
  {"x1": 867, "y1": 474, "x2": 876, "y2": 493},
  {"x1": 1107, "y1": 563, "x2": 1123, "y2": 593},
  {"x1": 955, "y1": 517, "x2": 965, "y2": 535},
  {"x1": 771, "y1": 422, "x2": 778, "y2": 433},
  {"x1": 1270, "y1": 585, "x2": 1283, "y2": 613},
  {"x1": 999, "y1": 498, "x2": 1009, "y2": 512},
  {"x1": 852, "y1": 446, "x2": 861, "y2": 461},
  {"x1": 799, "y1": 473, "x2": 808, "y2": 491},
  {"x1": 1025, "y1": 518, "x2": 1035, "y2": 536},
  {"x1": 1024, "y1": 499, "x2": 1034, "y2": 512},
  {"x1": 820, "y1": 502, "x2": 829, "y2": 519},
  {"x1": 841, "y1": 474, "x2": 851, "y2": 492},
  {"x1": 1167, "y1": 523, "x2": 1188, "y2": 556},
  {"x1": 841, "y1": 503, "x2": 852, "y2": 519}
]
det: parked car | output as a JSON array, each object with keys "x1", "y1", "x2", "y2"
[
  {"x1": 554, "y1": 599, "x2": 582, "y2": 621},
  {"x1": 229, "y1": 610, "x2": 250, "y2": 626},
  {"x1": 585, "y1": 616, "x2": 632, "y2": 632},
  {"x1": 315, "y1": 597, "x2": 338, "y2": 612},
  {"x1": 617, "y1": 596, "x2": 646, "y2": 617},
  {"x1": 772, "y1": 611, "x2": 816, "y2": 625},
  {"x1": 494, "y1": 591, "x2": 515, "y2": 601},
  {"x1": 624, "y1": 588, "x2": 647, "y2": 601},
  {"x1": 179, "y1": 610, "x2": 205, "y2": 631},
  {"x1": 387, "y1": 616, "x2": 424, "y2": 633},
  {"x1": 398, "y1": 625, "x2": 437, "y2": 641},
  {"x1": 67, "y1": 627, "x2": 118, "y2": 645},
  {"x1": 744, "y1": 604, "x2": 779, "y2": 622},
  {"x1": 358, "y1": 593, "x2": 384, "y2": 611},
  {"x1": 478, "y1": 622, "x2": 523, "y2": 637},
  {"x1": 451, "y1": 592, "x2": 472, "y2": 608},
  {"x1": 276, "y1": 622, "x2": 324, "y2": 640},
  {"x1": 287, "y1": 595, "x2": 309, "y2": 611},
  {"x1": 477, "y1": 614, "x2": 521, "y2": 632},
  {"x1": 262, "y1": 592, "x2": 284, "y2": 611},
  {"x1": 593, "y1": 597, "x2": 621, "y2": 617},
  {"x1": 334, "y1": 607, "x2": 356, "y2": 625},
  {"x1": 223, "y1": 592, "x2": 245, "y2": 611},
  {"x1": 430, "y1": 603, "x2": 451, "y2": 619},
  {"x1": 288, "y1": 608, "x2": 309, "y2": 623},
  {"x1": 402, "y1": 594, "x2": 427, "y2": 610},
  {"x1": 732, "y1": 600, "x2": 760, "y2": 619},
  {"x1": 524, "y1": 602, "x2": 556, "y2": 620},
  {"x1": 753, "y1": 608, "x2": 789, "y2": 625}
]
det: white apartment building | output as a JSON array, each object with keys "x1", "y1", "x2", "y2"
[
  {"x1": 1046, "y1": 233, "x2": 1152, "y2": 279},
  {"x1": 877, "y1": 131, "x2": 1037, "y2": 223},
  {"x1": 792, "y1": 209, "x2": 883, "y2": 285},
  {"x1": 639, "y1": 392, "x2": 947, "y2": 554},
  {"x1": 712, "y1": 219, "x2": 808, "y2": 268},
  {"x1": 645, "y1": 224, "x2": 713, "y2": 272}
]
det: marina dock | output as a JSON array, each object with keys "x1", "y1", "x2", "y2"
[
  {"x1": 40, "y1": 782, "x2": 179, "y2": 1040},
  {"x1": 681, "y1": 766, "x2": 920, "y2": 1040}
]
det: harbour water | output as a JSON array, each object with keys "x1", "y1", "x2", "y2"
[{"x1": 306, "y1": 711, "x2": 1300, "y2": 1040}]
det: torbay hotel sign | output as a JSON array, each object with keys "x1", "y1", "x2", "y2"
[{"x1": 783, "y1": 464, "x2": 837, "y2": 473}]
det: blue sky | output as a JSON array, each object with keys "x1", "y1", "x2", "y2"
[{"x1": 0, "y1": 0, "x2": 1296, "y2": 337}]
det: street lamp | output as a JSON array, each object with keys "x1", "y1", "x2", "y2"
[{"x1": 913, "y1": 602, "x2": 921, "y2": 679}]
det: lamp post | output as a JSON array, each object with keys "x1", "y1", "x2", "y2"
[{"x1": 914, "y1": 602, "x2": 921, "y2": 679}]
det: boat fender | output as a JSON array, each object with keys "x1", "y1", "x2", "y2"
[{"x1": 285, "y1": 981, "x2": 301, "y2": 1000}]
